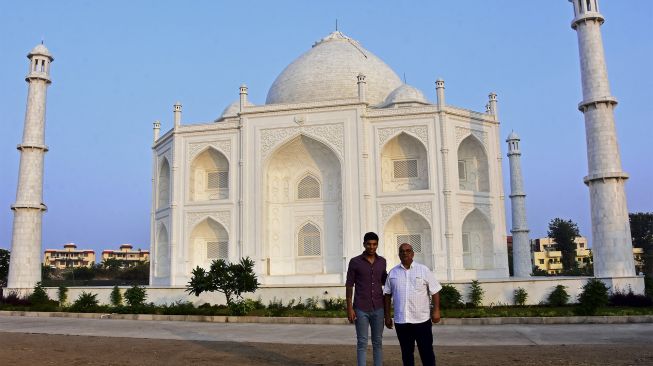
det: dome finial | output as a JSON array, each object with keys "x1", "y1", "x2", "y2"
[{"x1": 335, "y1": 19, "x2": 338, "y2": 31}]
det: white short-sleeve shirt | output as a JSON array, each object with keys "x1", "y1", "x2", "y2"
[{"x1": 383, "y1": 261, "x2": 442, "y2": 324}]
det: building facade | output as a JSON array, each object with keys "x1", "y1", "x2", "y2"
[
  {"x1": 150, "y1": 31, "x2": 509, "y2": 287},
  {"x1": 101, "y1": 244, "x2": 150, "y2": 266},
  {"x1": 43, "y1": 243, "x2": 96, "y2": 269}
]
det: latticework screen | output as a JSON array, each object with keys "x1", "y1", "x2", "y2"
[
  {"x1": 297, "y1": 175, "x2": 320, "y2": 199},
  {"x1": 396, "y1": 234, "x2": 422, "y2": 253},
  {"x1": 207, "y1": 171, "x2": 228, "y2": 190},
  {"x1": 207, "y1": 241, "x2": 229, "y2": 259},
  {"x1": 393, "y1": 159, "x2": 418, "y2": 178},
  {"x1": 298, "y1": 223, "x2": 321, "y2": 256}
]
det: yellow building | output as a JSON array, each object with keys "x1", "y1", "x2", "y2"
[
  {"x1": 531, "y1": 237, "x2": 590, "y2": 274},
  {"x1": 43, "y1": 243, "x2": 96, "y2": 269},
  {"x1": 101, "y1": 244, "x2": 150, "y2": 266},
  {"x1": 532, "y1": 237, "x2": 644, "y2": 274}
]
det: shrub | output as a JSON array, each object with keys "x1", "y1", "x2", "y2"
[
  {"x1": 468, "y1": 280, "x2": 484, "y2": 307},
  {"x1": 57, "y1": 285, "x2": 68, "y2": 306},
  {"x1": 69, "y1": 292, "x2": 100, "y2": 312},
  {"x1": 609, "y1": 287, "x2": 653, "y2": 307},
  {"x1": 322, "y1": 297, "x2": 346, "y2": 311},
  {"x1": 110, "y1": 285, "x2": 122, "y2": 306},
  {"x1": 547, "y1": 285, "x2": 570, "y2": 306},
  {"x1": 228, "y1": 299, "x2": 256, "y2": 316},
  {"x1": 305, "y1": 297, "x2": 320, "y2": 311},
  {"x1": 124, "y1": 285, "x2": 147, "y2": 307},
  {"x1": 576, "y1": 278, "x2": 609, "y2": 315},
  {"x1": 513, "y1": 287, "x2": 528, "y2": 306},
  {"x1": 439, "y1": 284, "x2": 463, "y2": 309},
  {"x1": 186, "y1": 258, "x2": 259, "y2": 307},
  {"x1": 28, "y1": 282, "x2": 50, "y2": 305},
  {"x1": 1, "y1": 291, "x2": 30, "y2": 306}
]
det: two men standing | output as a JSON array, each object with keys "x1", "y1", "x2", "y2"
[{"x1": 347, "y1": 233, "x2": 442, "y2": 366}]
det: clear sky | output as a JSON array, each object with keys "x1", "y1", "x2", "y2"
[{"x1": 1, "y1": 1, "x2": 651, "y2": 255}]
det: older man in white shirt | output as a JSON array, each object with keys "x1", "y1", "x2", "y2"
[{"x1": 384, "y1": 243, "x2": 442, "y2": 366}]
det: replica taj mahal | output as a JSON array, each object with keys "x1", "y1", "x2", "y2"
[{"x1": 7, "y1": 1, "x2": 643, "y2": 304}]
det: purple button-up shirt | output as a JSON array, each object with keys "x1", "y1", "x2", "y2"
[{"x1": 346, "y1": 252, "x2": 387, "y2": 312}]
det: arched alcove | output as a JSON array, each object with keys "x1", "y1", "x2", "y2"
[
  {"x1": 189, "y1": 218, "x2": 229, "y2": 269},
  {"x1": 383, "y1": 208, "x2": 432, "y2": 268},
  {"x1": 265, "y1": 135, "x2": 342, "y2": 276},
  {"x1": 155, "y1": 224, "x2": 170, "y2": 278},
  {"x1": 461, "y1": 209, "x2": 493, "y2": 269},
  {"x1": 157, "y1": 158, "x2": 170, "y2": 209},
  {"x1": 190, "y1": 148, "x2": 229, "y2": 201},
  {"x1": 381, "y1": 132, "x2": 429, "y2": 192},
  {"x1": 457, "y1": 135, "x2": 489, "y2": 192}
]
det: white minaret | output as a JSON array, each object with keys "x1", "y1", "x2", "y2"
[
  {"x1": 506, "y1": 132, "x2": 531, "y2": 277},
  {"x1": 569, "y1": 0, "x2": 635, "y2": 277},
  {"x1": 7, "y1": 43, "x2": 54, "y2": 289}
]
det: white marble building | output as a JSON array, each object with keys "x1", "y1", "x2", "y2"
[{"x1": 150, "y1": 31, "x2": 509, "y2": 288}]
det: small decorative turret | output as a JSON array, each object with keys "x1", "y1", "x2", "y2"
[
  {"x1": 173, "y1": 102, "x2": 182, "y2": 127},
  {"x1": 357, "y1": 73, "x2": 367, "y2": 103},
  {"x1": 239, "y1": 84, "x2": 248, "y2": 112},
  {"x1": 488, "y1": 92, "x2": 498, "y2": 119},
  {"x1": 435, "y1": 78, "x2": 445, "y2": 107},
  {"x1": 153, "y1": 120, "x2": 161, "y2": 142}
]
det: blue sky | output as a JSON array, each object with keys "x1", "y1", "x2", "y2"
[{"x1": 1, "y1": 1, "x2": 651, "y2": 255}]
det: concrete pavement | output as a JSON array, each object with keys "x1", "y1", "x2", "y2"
[{"x1": 0, "y1": 315, "x2": 651, "y2": 346}]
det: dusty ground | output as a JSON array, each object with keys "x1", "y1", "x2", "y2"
[{"x1": 1, "y1": 332, "x2": 652, "y2": 365}]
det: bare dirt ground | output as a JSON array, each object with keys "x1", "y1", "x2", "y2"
[{"x1": 1, "y1": 332, "x2": 652, "y2": 366}]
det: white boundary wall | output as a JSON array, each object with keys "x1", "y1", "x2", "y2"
[{"x1": 6, "y1": 276, "x2": 645, "y2": 307}]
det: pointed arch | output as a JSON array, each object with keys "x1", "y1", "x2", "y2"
[
  {"x1": 264, "y1": 134, "x2": 343, "y2": 276},
  {"x1": 157, "y1": 157, "x2": 170, "y2": 209},
  {"x1": 457, "y1": 135, "x2": 489, "y2": 192},
  {"x1": 383, "y1": 208, "x2": 432, "y2": 268},
  {"x1": 190, "y1": 147, "x2": 229, "y2": 201},
  {"x1": 155, "y1": 223, "x2": 170, "y2": 277},
  {"x1": 381, "y1": 132, "x2": 429, "y2": 192},
  {"x1": 461, "y1": 209, "x2": 493, "y2": 270},
  {"x1": 189, "y1": 217, "x2": 229, "y2": 269}
]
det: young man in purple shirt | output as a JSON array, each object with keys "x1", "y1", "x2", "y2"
[{"x1": 346, "y1": 232, "x2": 388, "y2": 366}]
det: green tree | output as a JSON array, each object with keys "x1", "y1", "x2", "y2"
[
  {"x1": 0, "y1": 249, "x2": 9, "y2": 298},
  {"x1": 28, "y1": 282, "x2": 50, "y2": 305},
  {"x1": 468, "y1": 280, "x2": 484, "y2": 307},
  {"x1": 547, "y1": 218, "x2": 581, "y2": 273},
  {"x1": 110, "y1": 285, "x2": 122, "y2": 306},
  {"x1": 57, "y1": 285, "x2": 68, "y2": 307},
  {"x1": 630, "y1": 212, "x2": 653, "y2": 276},
  {"x1": 186, "y1": 257, "x2": 259, "y2": 307},
  {"x1": 124, "y1": 285, "x2": 147, "y2": 307}
]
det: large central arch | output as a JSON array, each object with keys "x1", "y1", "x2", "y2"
[{"x1": 264, "y1": 135, "x2": 343, "y2": 276}]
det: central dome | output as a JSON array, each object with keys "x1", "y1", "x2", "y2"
[{"x1": 266, "y1": 31, "x2": 402, "y2": 105}]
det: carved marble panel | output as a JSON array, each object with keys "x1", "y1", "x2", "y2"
[
  {"x1": 186, "y1": 210, "x2": 231, "y2": 234},
  {"x1": 455, "y1": 127, "x2": 488, "y2": 149},
  {"x1": 381, "y1": 202, "x2": 432, "y2": 225},
  {"x1": 378, "y1": 125, "x2": 428, "y2": 148},
  {"x1": 260, "y1": 123, "x2": 344, "y2": 160},
  {"x1": 187, "y1": 140, "x2": 232, "y2": 164}
]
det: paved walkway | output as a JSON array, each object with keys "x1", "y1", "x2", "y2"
[{"x1": 0, "y1": 315, "x2": 651, "y2": 346}]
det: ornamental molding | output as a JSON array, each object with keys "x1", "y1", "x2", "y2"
[
  {"x1": 381, "y1": 201, "x2": 432, "y2": 225},
  {"x1": 458, "y1": 202, "x2": 492, "y2": 223},
  {"x1": 186, "y1": 210, "x2": 231, "y2": 234},
  {"x1": 378, "y1": 125, "x2": 429, "y2": 148},
  {"x1": 294, "y1": 215, "x2": 324, "y2": 228},
  {"x1": 187, "y1": 140, "x2": 232, "y2": 164},
  {"x1": 260, "y1": 123, "x2": 344, "y2": 160},
  {"x1": 455, "y1": 126, "x2": 488, "y2": 149}
]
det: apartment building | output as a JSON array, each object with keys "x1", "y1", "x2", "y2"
[
  {"x1": 101, "y1": 244, "x2": 149, "y2": 266},
  {"x1": 43, "y1": 243, "x2": 96, "y2": 269}
]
